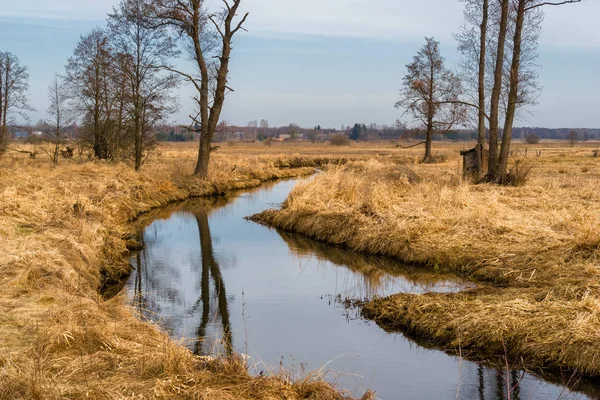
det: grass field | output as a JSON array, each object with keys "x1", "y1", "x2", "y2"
[
  {"x1": 0, "y1": 142, "x2": 368, "y2": 399},
  {"x1": 249, "y1": 139, "x2": 600, "y2": 378},
  {"x1": 2, "y1": 138, "x2": 599, "y2": 397}
]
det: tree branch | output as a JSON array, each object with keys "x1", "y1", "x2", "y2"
[{"x1": 525, "y1": 0, "x2": 581, "y2": 11}]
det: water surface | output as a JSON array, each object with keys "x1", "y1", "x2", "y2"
[{"x1": 127, "y1": 179, "x2": 598, "y2": 400}]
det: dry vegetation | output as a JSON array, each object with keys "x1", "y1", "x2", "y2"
[
  {"x1": 0, "y1": 142, "x2": 372, "y2": 399},
  {"x1": 250, "y1": 140, "x2": 600, "y2": 377}
]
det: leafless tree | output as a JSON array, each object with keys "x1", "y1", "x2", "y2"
[
  {"x1": 456, "y1": 0, "x2": 544, "y2": 177},
  {"x1": 46, "y1": 74, "x2": 76, "y2": 164},
  {"x1": 455, "y1": 0, "x2": 490, "y2": 172},
  {"x1": 109, "y1": 0, "x2": 179, "y2": 171},
  {"x1": 396, "y1": 37, "x2": 466, "y2": 163},
  {"x1": 65, "y1": 29, "x2": 119, "y2": 160},
  {"x1": 494, "y1": 0, "x2": 580, "y2": 180},
  {"x1": 0, "y1": 52, "x2": 32, "y2": 154},
  {"x1": 151, "y1": 0, "x2": 249, "y2": 178}
]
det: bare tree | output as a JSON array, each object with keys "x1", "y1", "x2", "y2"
[
  {"x1": 456, "y1": 0, "x2": 489, "y2": 173},
  {"x1": 0, "y1": 52, "x2": 31, "y2": 154},
  {"x1": 46, "y1": 74, "x2": 76, "y2": 164},
  {"x1": 65, "y1": 29, "x2": 120, "y2": 160},
  {"x1": 151, "y1": 0, "x2": 249, "y2": 178},
  {"x1": 494, "y1": 0, "x2": 580, "y2": 180},
  {"x1": 396, "y1": 37, "x2": 466, "y2": 163},
  {"x1": 568, "y1": 130, "x2": 578, "y2": 146},
  {"x1": 109, "y1": 0, "x2": 179, "y2": 171},
  {"x1": 456, "y1": 0, "x2": 544, "y2": 178}
]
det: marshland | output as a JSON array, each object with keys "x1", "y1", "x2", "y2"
[{"x1": 1, "y1": 0, "x2": 599, "y2": 399}]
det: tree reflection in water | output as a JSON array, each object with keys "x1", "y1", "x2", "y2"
[
  {"x1": 131, "y1": 199, "x2": 233, "y2": 358},
  {"x1": 194, "y1": 211, "x2": 233, "y2": 357}
]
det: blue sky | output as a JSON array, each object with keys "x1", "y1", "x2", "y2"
[{"x1": 0, "y1": 0, "x2": 598, "y2": 128}]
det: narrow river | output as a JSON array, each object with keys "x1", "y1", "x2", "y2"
[{"x1": 126, "y1": 179, "x2": 599, "y2": 400}]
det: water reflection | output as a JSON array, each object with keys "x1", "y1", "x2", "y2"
[
  {"x1": 194, "y1": 210, "x2": 233, "y2": 356},
  {"x1": 277, "y1": 229, "x2": 471, "y2": 300},
  {"x1": 126, "y1": 179, "x2": 599, "y2": 400},
  {"x1": 129, "y1": 199, "x2": 234, "y2": 356}
]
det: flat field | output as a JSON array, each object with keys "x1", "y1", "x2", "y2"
[
  {"x1": 2, "y1": 139, "x2": 599, "y2": 397},
  {"x1": 250, "y1": 139, "x2": 600, "y2": 377}
]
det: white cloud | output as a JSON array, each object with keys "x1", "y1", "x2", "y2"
[{"x1": 0, "y1": 0, "x2": 596, "y2": 47}]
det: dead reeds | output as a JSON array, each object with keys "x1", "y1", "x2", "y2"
[
  {"x1": 250, "y1": 155, "x2": 600, "y2": 377},
  {"x1": 0, "y1": 145, "x2": 354, "y2": 399}
]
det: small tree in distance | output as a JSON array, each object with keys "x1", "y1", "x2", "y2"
[
  {"x1": 46, "y1": 74, "x2": 76, "y2": 164},
  {"x1": 568, "y1": 130, "x2": 578, "y2": 146},
  {"x1": 525, "y1": 133, "x2": 540, "y2": 145},
  {"x1": 396, "y1": 37, "x2": 466, "y2": 163}
]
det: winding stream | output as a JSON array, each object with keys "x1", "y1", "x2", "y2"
[{"x1": 126, "y1": 179, "x2": 599, "y2": 400}]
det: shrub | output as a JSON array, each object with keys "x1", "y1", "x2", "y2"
[
  {"x1": 525, "y1": 134, "x2": 540, "y2": 144},
  {"x1": 498, "y1": 161, "x2": 534, "y2": 187},
  {"x1": 263, "y1": 138, "x2": 273, "y2": 147},
  {"x1": 330, "y1": 134, "x2": 350, "y2": 146}
]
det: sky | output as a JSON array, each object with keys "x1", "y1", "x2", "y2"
[{"x1": 0, "y1": 0, "x2": 598, "y2": 129}]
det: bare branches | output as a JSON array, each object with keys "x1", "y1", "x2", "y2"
[
  {"x1": 152, "y1": 0, "x2": 248, "y2": 177},
  {"x1": 525, "y1": 0, "x2": 581, "y2": 11},
  {"x1": 396, "y1": 37, "x2": 466, "y2": 162}
]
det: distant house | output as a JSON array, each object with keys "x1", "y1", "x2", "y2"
[
  {"x1": 278, "y1": 134, "x2": 292, "y2": 141},
  {"x1": 14, "y1": 131, "x2": 29, "y2": 139},
  {"x1": 31, "y1": 131, "x2": 43, "y2": 136}
]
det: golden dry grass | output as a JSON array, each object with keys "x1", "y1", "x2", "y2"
[
  {"x1": 0, "y1": 143, "x2": 372, "y2": 399},
  {"x1": 250, "y1": 141, "x2": 600, "y2": 377}
]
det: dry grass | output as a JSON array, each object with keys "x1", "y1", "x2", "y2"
[
  {"x1": 250, "y1": 142, "x2": 600, "y2": 377},
  {"x1": 0, "y1": 142, "x2": 369, "y2": 399}
]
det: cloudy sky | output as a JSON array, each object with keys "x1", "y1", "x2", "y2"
[{"x1": 0, "y1": 0, "x2": 598, "y2": 128}]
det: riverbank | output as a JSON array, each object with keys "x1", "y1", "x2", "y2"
[
  {"x1": 250, "y1": 155, "x2": 600, "y2": 378},
  {"x1": 0, "y1": 149, "x2": 357, "y2": 399}
]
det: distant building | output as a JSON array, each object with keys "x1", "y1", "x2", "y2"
[
  {"x1": 31, "y1": 131, "x2": 43, "y2": 136},
  {"x1": 278, "y1": 134, "x2": 292, "y2": 141},
  {"x1": 14, "y1": 131, "x2": 29, "y2": 139}
]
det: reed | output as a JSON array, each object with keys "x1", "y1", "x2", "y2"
[
  {"x1": 250, "y1": 152, "x2": 600, "y2": 377},
  {"x1": 0, "y1": 144, "x2": 359, "y2": 399}
]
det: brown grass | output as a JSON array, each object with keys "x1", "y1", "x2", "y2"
[
  {"x1": 249, "y1": 143, "x2": 600, "y2": 377},
  {"x1": 0, "y1": 143, "x2": 370, "y2": 399}
]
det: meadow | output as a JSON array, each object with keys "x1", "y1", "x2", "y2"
[
  {"x1": 250, "y1": 139, "x2": 600, "y2": 377},
  {"x1": 2, "y1": 138, "x2": 599, "y2": 398},
  {"x1": 0, "y1": 142, "x2": 360, "y2": 399}
]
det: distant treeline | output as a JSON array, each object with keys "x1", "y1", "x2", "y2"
[{"x1": 12, "y1": 122, "x2": 599, "y2": 144}]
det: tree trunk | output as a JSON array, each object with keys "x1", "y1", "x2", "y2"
[
  {"x1": 194, "y1": 131, "x2": 211, "y2": 178},
  {"x1": 424, "y1": 114, "x2": 434, "y2": 163},
  {"x1": 496, "y1": 0, "x2": 526, "y2": 180},
  {"x1": 477, "y1": 0, "x2": 489, "y2": 175},
  {"x1": 487, "y1": 0, "x2": 509, "y2": 178}
]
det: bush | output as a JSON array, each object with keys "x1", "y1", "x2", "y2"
[
  {"x1": 498, "y1": 161, "x2": 534, "y2": 186},
  {"x1": 330, "y1": 134, "x2": 350, "y2": 146},
  {"x1": 525, "y1": 134, "x2": 540, "y2": 144},
  {"x1": 263, "y1": 138, "x2": 273, "y2": 147}
]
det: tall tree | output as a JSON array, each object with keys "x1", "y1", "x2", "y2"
[
  {"x1": 456, "y1": 0, "x2": 489, "y2": 174},
  {"x1": 65, "y1": 29, "x2": 117, "y2": 159},
  {"x1": 396, "y1": 38, "x2": 466, "y2": 162},
  {"x1": 152, "y1": 0, "x2": 249, "y2": 178},
  {"x1": 494, "y1": 0, "x2": 580, "y2": 180},
  {"x1": 46, "y1": 74, "x2": 76, "y2": 164},
  {"x1": 487, "y1": 0, "x2": 510, "y2": 178},
  {"x1": 109, "y1": 0, "x2": 178, "y2": 171},
  {"x1": 0, "y1": 52, "x2": 31, "y2": 154}
]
